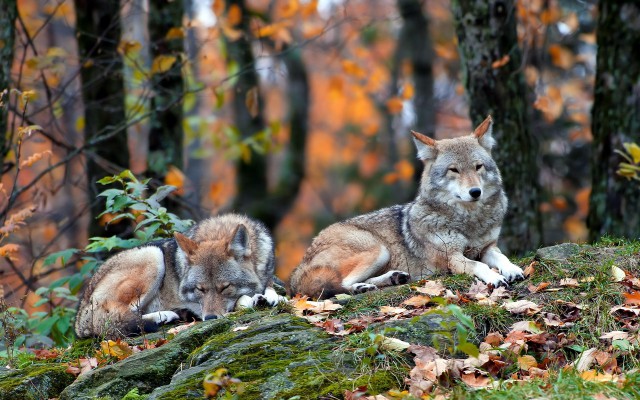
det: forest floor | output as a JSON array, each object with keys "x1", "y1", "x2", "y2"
[{"x1": 2, "y1": 237, "x2": 640, "y2": 399}]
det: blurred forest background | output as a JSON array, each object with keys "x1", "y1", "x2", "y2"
[{"x1": 1, "y1": 0, "x2": 639, "y2": 328}]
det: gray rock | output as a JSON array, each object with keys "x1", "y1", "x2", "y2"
[
  {"x1": 0, "y1": 363, "x2": 75, "y2": 400},
  {"x1": 535, "y1": 243, "x2": 586, "y2": 262}
]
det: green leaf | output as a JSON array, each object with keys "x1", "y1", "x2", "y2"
[
  {"x1": 457, "y1": 341, "x2": 480, "y2": 358},
  {"x1": 55, "y1": 316, "x2": 71, "y2": 335},
  {"x1": 33, "y1": 298, "x2": 50, "y2": 307},
  {"x1": 43, "y1": 248, "x2": 79, "y2": 267},
  {"x1": 35, "y1": 316, "x2": 59, "y2": 336},
  {"x1": 447, "y1": 304, "x2": 475, "y2": 332}
]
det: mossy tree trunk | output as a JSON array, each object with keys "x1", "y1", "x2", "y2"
[
  {"x1": 75, "y1": 0, "x2": 129, "y2": 236},
  {"x1": 0, "y1": 0, "x2": 17, "y2": 168},
  {"x1": 451, "y1": 0, "x2": 542, "y2": 254},
  {"x1": 148, "y1": 0, "x2": 184, "y2": 176},
  {"x1": 587, "y1": 1, "x2": 640, "y2": 241}
]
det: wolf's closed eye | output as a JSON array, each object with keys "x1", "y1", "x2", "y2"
[
  {"x1": 476, "y1": 164, "x2": 483, "y2": 171},
  {"x1": 449, "y1": 167, "x2": 459, "y2": 173}
]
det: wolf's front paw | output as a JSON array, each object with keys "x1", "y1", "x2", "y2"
[
  {"x1": 142, "y1": 310, "x2": 180, "y2": 325},
  {"x1": 499, "y1": 262, "x2": 525, "y2": 282},
  {"x1": 352, "y1": 282, "x2": 378, "y2": 294},
  {"x1": 475, "y1": 268, "x2": 509, "y2": 287}
]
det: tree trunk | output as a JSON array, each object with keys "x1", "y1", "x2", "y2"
[
  {"x1": 224, "y1": 0, "x2": 268, "y2": 219},
  {"x1": 587, "y1": 1, "x2": 640, "y2": 241},
  {"x1": 392, "y1": 0, "x2": 435, "y2": 192},
  {"x1": 452, "y1": 0, "x2": 542, "y2": 254},
  {"x1": 148, "y1": 0, "x2": 184, "y2": 176},
  {"x1": 75, "y1": 0, "x2": 129, "y2": 236},
  {"x1": 0, "y1": 0, "x2": 17, "y2": 165}
]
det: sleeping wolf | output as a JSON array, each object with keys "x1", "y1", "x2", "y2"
[
  {"x1": 75, "y1": 214, "x2": 282, "y2": 338},
  {"x1": 289, "y1": 115, "x2": 524, "y2": 299}
]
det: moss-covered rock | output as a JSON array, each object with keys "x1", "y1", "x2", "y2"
[
  {"x1": 0, "y1": 363, "x2": 75, "y2": 400},
  {"x1": 59, "y1": 318, "x2": 232, "y2": 400},
  {"x1": 146, "y1": 312, "x2": 409, "y2": 399}
]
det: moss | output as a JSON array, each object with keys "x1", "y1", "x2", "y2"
[
  {"x1": 0, "y1": 363, "x2": 75, "y2": 400},
  {"x1": 461, "y1": 303, "x2": 514, "y2": 340}
]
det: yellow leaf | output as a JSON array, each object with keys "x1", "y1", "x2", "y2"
[
  {"x1": 0, "y1": 244, "x2": 20, "y2": 260},
  {"x1": 151, "y1": 55, "x2": 177, "y2": 75},
  {"x1": 118, "y1": 40, "x2": 142, "y2": 56},
  {"x1": 76, "y1": 116, "x2": 85, "y2": 132},
  {"x1": 245, "y1": 87, "x2": 259, "y2": 118},
  {"x1": 165, "y1": 27, "x2": 184, "y2": 40},
  {"x1": 99, "y1": 340, "x2": 133, "y2": 360},
  {"x1": 580, "y1": 370, "x2": 616, "y2": 382},
  {"x1": 517, "y1": 355, "x2": 538, "y2": 370},
  {"x1": 46, "y1": 47, "x2": 67, "y2": 58},
  {"x1": 623, "y1": 142, "x2": 640, "y2": 164},
  {"x1": 402, "y1": 295, "x2": 431, "y2": 307},
  {"x1": 21, "y1": 90, "x2": 37, "y2": 103}
]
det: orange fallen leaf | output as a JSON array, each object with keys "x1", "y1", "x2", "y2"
[{"x1": 402, "y1": 295, "x2": 431, "y2": 307}]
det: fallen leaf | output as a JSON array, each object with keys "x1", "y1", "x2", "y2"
[
  {"x1": 483, "y1": 332, "x2": 504, "y2": 347},
  {"x1": 379, "y1": 305, "x2": 407, "y2": 315},
  {"x1": 379, "y1": 336, "x2": 411, "y2": 352},
  {"x1": 167, "y1": 321, "x2": 196, "y2": 335},
  {"x1": 460, "y1": 370, "x2": 491, "y2": 388},
  {"x1": 503, "y1": 300, "x2": 542, "y2": 315},
  {"x1": 572, "y1": 348, "x2": 598, "y2": 372},
  {"x1": 599, "y1": 331, "x2": 630, "y2": 341},
  {"x1": 99, "y1": 339, "x2": 133, "y2": 360},
  {"x1": 528, "y1": 282, "x2": 550, "y2": 293},
  {"x1": 510, "y1": 320, "x2": 543, "y2": 334},
  {"x1": 612, "y1": 266, "x2": 626, "y2": 282},
  {"x1": 623, "y1": 291, "x2": 640, "y2": 306},
  {"x1": 402, "y1": 295, "x2": 431, "y2": 307},
  {"x1": 580, "y1": 370, "x2": 616, "y2": 382},
  {"x1": 415, "y1": 280, "x2": 445, "y2": 296},
  {"x1": 523, "y1": 261, "x2": 536, "y2": 277},
  {"x1": 491, "y1": 55, "x2": 510, "y2": 69},
  {"x1": 559, "y1": 278, "x2": 579, "y2": 287},
  {"x1": 517, "y1": 355, "x2": 538, "y2": 371}
]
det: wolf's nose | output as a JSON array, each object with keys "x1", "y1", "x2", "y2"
[
  {"x1": 203, "y1": 314, "x2": 218, "y2": 321},
  {"x1": 469, "y1": 188, "x2": 482, "y2": 199}
]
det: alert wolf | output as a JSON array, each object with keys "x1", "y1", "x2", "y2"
[
  {"x1": 75, "y1": 214, "x2": 283, "y2": 338},
  {"x1": 289, "y1": 115, "x2": 524, "y2": 299}
]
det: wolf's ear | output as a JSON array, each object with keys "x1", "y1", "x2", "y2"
[
  {"x1": 228, "y1": 224, "x2": 250, "y2": 259},
  {"x1": 175, "y1": 232, "x2": 198, "y2": 257},
  {"x1": 411, "y1": 130, "x2": 437, "y2": 160},
  {"x1": 473, "y1": 115, "x2": 496, "y2": 151}
]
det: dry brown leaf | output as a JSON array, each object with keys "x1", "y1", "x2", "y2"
[
  {"x1": 379, "y1": 305, "x2": 407, "y2": 315},
  {"x1": 528, "y1": 282, "x2": 550, "y2": 293},
  {"x1": 415, "y1": 281, "x2": 445, "y2": 296},
  {"x1": 460, "y1": 370, "x2": 491, "y2": 388},
  {"x1": 623, "y1": 291, "x2": 640, "y2": 306},
  {"x1": 559, "y1": 278, "x2": 579, "y2": 287},
  {"x1": 523, "y1": 261, "x2": 536, "y2": 277},
  {"x1": 517, "y1": 355, "x2": 538, "y2": 371},
  {"x1": 580, "y1": 370, "x2": 616, "y2": 382},
  {"x1": 510, "y1": 320, "x2": 543, "y2": 333},
  {"x1": 599, "y1": 331, "x2": 630, "y2": 341},
  {"x1": 167, "y1": 321, "x2": 196, "y2": 335},
  {"x1": 503, "y1": 300, "x2": 542, "y2": 315},
  {"x1": 572, "y1": 348, "x2": 598, "y2": 372},
  {"x1": 402, "y1": 295, "x2": 431, "y2": 307}
]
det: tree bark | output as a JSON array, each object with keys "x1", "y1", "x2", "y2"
[
  {"x1": 225, "y1": 0, "x2": 268, "y2": 218},
  {"x1": 587, "y1": 1, "x2": 640, "y2": 241},
  {"x1": 0, "y1": 0, "x2": 17, "y2": 165},
  {"x1": 148, "y1": 0, "x2": 184, "y2": 175},
  {"x1": 452, "y1": 0, "x2": 542, "y2": 254},
  {"x1": 75, "y1": 0, "x2": 129, "y2": 236}
]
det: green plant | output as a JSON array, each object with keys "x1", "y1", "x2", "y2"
[
  {"x1": 616, "y1": 142, "x2": 640, "y2": 181},
  {"x1": 2, "y1": 170, "x2": 194, "y2": 350}
]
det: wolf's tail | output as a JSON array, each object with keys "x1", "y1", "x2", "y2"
[{"x1": 289, "y1": 265, "x2": 343, "y2": 300}]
